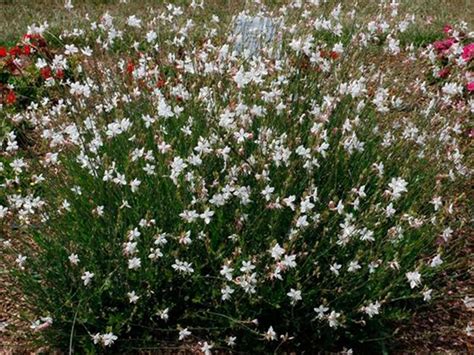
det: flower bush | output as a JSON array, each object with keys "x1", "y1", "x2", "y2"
[
  {"x1": 1, "y1": 1, "x2": 472, "y2": 353},
  {"x1": 430, "y1": 26, "x2": 474, "y2": 91}
]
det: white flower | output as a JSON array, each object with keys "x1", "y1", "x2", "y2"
[
  {"x1": 330, "y1": 263, "x2": 342, "y2": 276},
  {"x1": 91, "y1": 333, "x2": 102, "y2": 344},
  {"x1": 172, "y1": 259, "x2": 194, "y2": 274},
  {"x1": 360, "y1": 228, "x2": 375, "y2": 242},
  {"x1": 296, "y1": 215, "x2": 309, "y2": 228},
  {"x1": 327, "y1": 310, "x2": 341, "y2": 328},
  {"x1": 385, "y1": 202, "x2": 396, "y2": 217},
  {"x1": 264, "y1": 326, "x2": 277, "y2": 341},
  {"x1": 123, "y1": 241, "x2": 138, "y2": 256},
  {"x1": 129, "y1": 179, "x2": 141, "y2": 193},
  {"x1": 102, "y1": 332, "x2": 118, "y2": 347},
  {"x1": 387, "y1": 36, "x2": 400, "y2": 54},
  {"x1": 362, "y1": 301, "x2": 381, "y2": 318},
  {"x1": 466, "y1": 322, "x2": 473, "y2": 337},
  {"x1": 406, "y1": 271, "x2": 422, "y2": 288},
  {"x1": 178, "y1": 328, "x2": 191, "y2": 340},
  {"x1": 226, "y1": 336, "x2": 237, "y2": 347},
  {"x1": 430, "y1": 196, "x2": 442, "y2": 211},
  {"x1": 282, "y1": 254, "x2": 297, "y2": 269},
  {"x1": 347, "y1": 260, "x2": 361, "y2": 272},
  {"x1": 179, "y1": 209, "x2": 199, "y2": 223},
  {"x1": 81, "y1": 47, "x2": 92, "y2": 56},
  {"x1": 15, "y1": 254, "x2": 27, "y2": 270},
  {"x1": 146, "y1": 30, "x2": 157, "y2": 43},
  {"x1": 430, "y1": 254, "x2": 443, "y2": 267},
  {"x1": 81, "y1": 271, "x2": 94, "y2": 286},
  {"x1": 36, "y1": 58, "x2": 48, "y2": 69},
  {"x1": 287, "y1": 288, "x2": 302, "y2": 305},
  {"x1": 387, "y1": 177, "x2": 408, "y2": 200},
  {"x1": 333, "y1": 42, "x2": 344, "y2": 54},
  {"x1": 221, "y1": 285, "x2": 235, "y2": 301},
  {"x1": 68, "y1": 253, "x2": 79, "y2": 265},
  {"x1": 156, "y1": 308, "x2": 169, "y2": 321},
  {"x1": 423, "y1": 289, "x2": 433, "y2": 302},
  {"x1": 0, "y1": 205, "x2": 8, "y2": 219},
  {"x1": 261, "y1": 185, "x2": 275, "y2": 201},
  {"x1": 200, "y1": 341, "x2": 213, "y2": 355},
  {"x1": 200, "y1": 208, "x2": 214, "y2": 224},
  {"x1": 64, "y1": 0, "x2": 73, "y2": 10},
  {"x1": 64, "y1": 44, "x2": 79, "y2": 55},
  {"x1": 127, "y1": 291, "x2": 139, "y2": 304},
  {"x1": 240, "y1": 260, "x2": 255, "y2": 273},
  {"x1": 270, "y1": 243, "x2": 285, "y2": 260},
  {"x1": 441, "y1": 82, "x2": 462, "y2": 97},
  {"x1": 128, "y1": 257, "x2": 141, "y2": 270},
  {"x1": 0, "y1": 321, "x2": 8, "y2": 332},
  {"x1": 463, "y1": 296, "x2": 474, "y2": 310},
  {"x1": 283, "y1": 195, "x2": 296, "y2": 210},
  {"x1": 220, "y1": 265, "x2": 234, "y2": 281},
  {"x1": 441, "y1": 227, "x2": 453, "y2": 242},
  {"x1": 127, "y1": 15, "x2": 142, "y2": 28},
  {"x1": 314, "y1": 304, "x2": 329, "y2": 319}
]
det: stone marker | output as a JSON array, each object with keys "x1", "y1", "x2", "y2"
[{"x1": 232, "y1": 14, "x2": 281, "y2": 58}]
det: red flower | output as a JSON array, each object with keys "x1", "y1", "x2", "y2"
[
  {"x1": 55, "y1": 69, "x2": 64, "y2": 79},
  {"x1": 127, "y1": 60, "x2": 135, "y2": 74},
  {"x1": 157, "y1": 80, "x2": 165, "y2": 88},
  {"x1": 329, "y1": 51, "x2": 340, "y2": 60},
  {"x1": 23, "y1": 45, "x2": 31, "y2": 55},
  {"x1": 9, "y1": 46, "x2": 21, "y2": 56},
  {"x1": 437, "y1": 68, "x2": 450, "y2": 78},
  {"x1": 467, "y1": 82, "x2": 474, "y2": 92},
  {"x1": 40, "y1": 66, "x2": 52, "y2": 79},
  {"x1": 433, "y1": 38, "x2": 455, "y2": 53},
  {"x1": 6, "y1": 90, "x2": 16, "y2": 105},
  {"x1": 23, "y1": 33, "x2": 42, "y2": 41},
  {"x1": 0, "y1": 47, "x2": 7, "y2": 57}
]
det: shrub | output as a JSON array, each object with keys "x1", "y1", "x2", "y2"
[{"x1": 1, "y1": 2, "x2": 471, "y2": 353}]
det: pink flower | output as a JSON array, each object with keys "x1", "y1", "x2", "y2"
[
  {"x1": 443, "y1": 24, "x2": 453, "y2": 34},
  {"x1": 461, "y1": 43, "x2": 474, "y2": 62},
  {"x1": 34, "y1": 322, "x2": 51, "y2": 332},
  {"x1": 467, "y1": 81, "x2": 474, "y2": 92},
  {"x1": 437, "y1": 68, "x2": 450, "y2": 78},
  {"x1": 433, "y1": 38, "x2": 455, "y2": 53}
]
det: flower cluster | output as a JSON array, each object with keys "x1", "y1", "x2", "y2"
[{"x1": 430, "y1": 25, "x2": 474, "y2": 91}]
